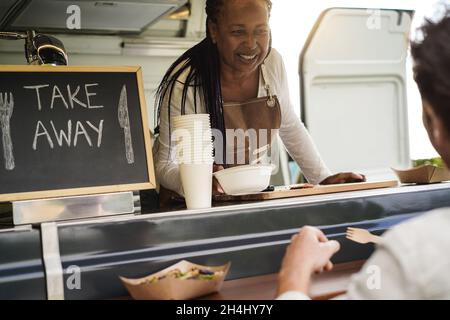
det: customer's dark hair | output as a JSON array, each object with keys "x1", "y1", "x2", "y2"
[
  {"x1": 154, "y1": 0, "x2": 272, "y2": 163},
  {"x1": 411, "y1": 10, "x2": 450, "y2": 133}
]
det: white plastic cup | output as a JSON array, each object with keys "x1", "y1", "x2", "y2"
[
  {"x1": 172, "y1": 124, "x2": 214, "y2": 164},
  {"x1": 172, "y1": 130, "x2": 213, "y2": 141},
  {"x1": 180, "y1": 163, "x2": 213, "y2": 209},
  {"x1": 176, "y1": 149, "x2": 214, "y2": 164},
  {"x1": 173, "y1": 114, "x2": 210, "y2": 122},
  {"x1": 173, "y1": 118, "x2": 210, "y2": 124},
  {"x1": 173, "y1": 118, "x2": 211, "y2": 131},
  {"x1": 173, "y1": 118, "x2": 211, "y2": 125},
  {"x1": 173, "y1": 117, "x2": 211, "y2": 130},
  {"x1": 174, "y1": 137, "x2": 214, "y2": 163},
  {"x1": 172, "y1": 127, "x2": 212, "y2": 142}
]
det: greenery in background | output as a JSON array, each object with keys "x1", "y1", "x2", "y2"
[{"x1": 413, "y1": 157, "x2": 445, "y2": 168}]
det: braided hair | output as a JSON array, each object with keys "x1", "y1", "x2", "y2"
[{"x1": 155, "y1": 0, "x2": 273, "y2": 164}]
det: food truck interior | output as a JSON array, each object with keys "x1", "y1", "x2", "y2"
[{"x1": 1, "y1": 0, "x2": 449, "y2": 300}]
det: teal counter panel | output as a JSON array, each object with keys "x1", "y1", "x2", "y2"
[
  {"x1": 0, "y1": 227, "x2": 46, "y2": 300},
  {"x1": 55, "y1": 185, "x2": 450, "y2": 299}
]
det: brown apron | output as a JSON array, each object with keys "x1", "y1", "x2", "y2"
[
  {"x1": 159, "y1": 63, "x2": 281, "y2": 208},
  {"x1": 222, "y1": 63, "x2": 281, "y2": 167}
]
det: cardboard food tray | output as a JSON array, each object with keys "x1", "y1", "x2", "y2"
[
  {"x1": 213, "y1": 180, "x2": 398, "y2": 202},
  {"x1": 392, "y1": 165, "x2": 450, "y2": 184},
  {"x1": 120, "y1": 260, "x2": 231, "y2": 300}
]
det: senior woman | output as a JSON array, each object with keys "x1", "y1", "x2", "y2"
[{"x1": 153, "y1": 0, "x2": 364, "y2": 199}]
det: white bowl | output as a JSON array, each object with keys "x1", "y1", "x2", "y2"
[{"x1": 213, "y1": 164, "x2": 273, "y2": 195}]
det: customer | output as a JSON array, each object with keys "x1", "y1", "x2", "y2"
[{"x1": 277, "y1": 8, "x2": 450, "y2": 300}]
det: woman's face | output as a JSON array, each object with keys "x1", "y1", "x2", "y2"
[{"x1": 209, "y1": 0, "x2": 270, "y2": 77}]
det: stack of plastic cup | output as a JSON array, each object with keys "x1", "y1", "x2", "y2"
[{"x1": 172, "y1": 114, "x2": 214, "y2": 209}]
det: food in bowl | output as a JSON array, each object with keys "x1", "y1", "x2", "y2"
[
  {"x1": 120, "y1": 260, "x2": 230, "y2": 300},
  {"x1": 213, "y1": 164, "x2": 273, "y2": 195}
]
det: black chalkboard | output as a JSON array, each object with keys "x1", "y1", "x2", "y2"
[{"x1": 0, "y1": 65, "x2": 155, "y2": 202}]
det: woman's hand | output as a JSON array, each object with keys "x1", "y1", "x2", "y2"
[
  {"x1": 212, "y1": 164, "x2": 225, "y2": 195},
  {"x1": 320, "y1": 172, "x2": 366, "y2": 185},
  {"x1": 277, "y1": 226, "x2": 340, "y2": 296}
]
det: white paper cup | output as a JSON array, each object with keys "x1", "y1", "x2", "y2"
[
  {"x1": 173, "y1": 114, "x2": 210, "y2": 121},
  {"x1": 175, "y1": 148, "x2": 214, "y2": 164},
  {"x1": 173, "y1": 113, "x2": 210, "y2": 118},
  {"x1": 173, "y1": 117, "x2": 210, "y2": 123},
  {"x1": 173, "y1": 127, "x2": 211, "y2": 131},
  {"x1": 180, "y1": 163, "x2": 213, "y2": 209},
  {"x1": 173, "y1": 120, "x2": 211, "y2": 130},
  {"x1": 173, "y1": 119, "x2": 211, "y2": 125},
  {"x1": 172, "y1": 129, "x2": 214, "y2": 163},
  {"x1": 173, "y1": 114, "x2": 214, "y2": 165},
  {"x1": 172, "y1": 128, "x2": 212, "y2": 141},
  {"x1": 173, "y1": 140, "x2": 213, "y2": 150},
  {"x1": 173, "y1": 130, "x2": 212, "y2": 141},
  {"x1": 173, "y1": 119, "x2": 211, "y2": 129}
]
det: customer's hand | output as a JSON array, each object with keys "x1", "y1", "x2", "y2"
[
  {"x1": 277, "y1": 226, "x2": 340, "y2": 296},
  {"x1": 320, "y1": 172, "x2": 366, "y2": 185},
  {"x1": 212, "y1": 164, "x2": 225, "y2": 195}
]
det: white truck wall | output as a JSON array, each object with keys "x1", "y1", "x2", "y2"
[{"x1": 300, "y1": 8, "x2": 412, "y2": 180}]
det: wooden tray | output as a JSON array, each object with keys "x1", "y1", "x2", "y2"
[{"x1": 213, "y1": 180, "x2": 398, "y2": 202}]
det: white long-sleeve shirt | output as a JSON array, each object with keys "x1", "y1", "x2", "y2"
[
  {"x1": 278, "y1": 208, "x2": 450, "y2": 300},
  {"x1": 153, "y1": 49, "x2": 331, "y2": 196}
]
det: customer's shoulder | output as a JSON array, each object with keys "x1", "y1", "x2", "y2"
[
  {"x1": 382, "y1": 208, "x2": 450, "y2": 255},
  {"x1": 389, "y1": 208, "x2": 450, "y2": 236},
  {"x1": 376, "y1": 208, "x2": 450, "y2": 298}
]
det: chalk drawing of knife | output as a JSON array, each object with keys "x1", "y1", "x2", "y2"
[{"x1": 118, "y1": 85, "x2": 134, "y2": 164}]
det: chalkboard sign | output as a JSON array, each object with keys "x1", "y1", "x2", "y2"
[{"x1": 0, "y1": 65, "x2": 155, "y2": 202}]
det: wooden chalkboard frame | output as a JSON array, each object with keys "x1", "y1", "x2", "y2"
[{"x1": 0, "y1": 65, "x2": 156, "y2": 202}]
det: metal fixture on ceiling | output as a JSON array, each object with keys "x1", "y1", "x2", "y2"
[
  {"x1": 0, "y1": 0, "x2": 188, "y2": 34},
  {"x1": 168, "y1": 2, "x2": 191, "y2": 20},
  {"x1": 0, "y1": 30, "x2": 68, "y2": 65}
]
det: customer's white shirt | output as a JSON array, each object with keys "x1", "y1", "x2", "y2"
[
  {"x1": 153, "y1": 48, "x2": 331, "y2": 196},
  {"x1": 278, "y1": 208, "x2": 450, "y2": 300}
]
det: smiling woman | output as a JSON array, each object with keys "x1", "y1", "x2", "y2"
[
  {"x1": 152, "y1": 0, "x2": 365, "y2": 204},
  {"x1": 208, "y1": 0, "x2": 271, "y2": 100}
]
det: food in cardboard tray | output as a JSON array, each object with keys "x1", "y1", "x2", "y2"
[
  {"x1": 120, "y1": 260, "x2": 231, "y2": 300},
  {"x1": 392, "y1": 164, "x2": 450, "y2": 184},
  {"x1": 142, "y1": 267, "x2": 225, "y2": 284}
]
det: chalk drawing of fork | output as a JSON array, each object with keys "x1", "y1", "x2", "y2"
[{"x1": 0, "y1": 92, "x2": 15, "y2": 171}]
